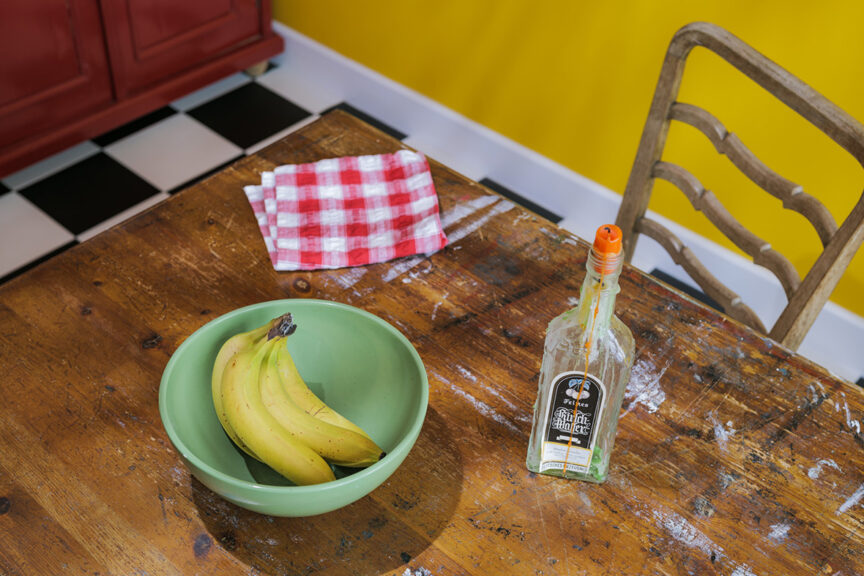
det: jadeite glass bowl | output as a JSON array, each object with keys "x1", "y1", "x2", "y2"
[{"x1": 158, "y1": 299, "x2": 428, "y2": 517}]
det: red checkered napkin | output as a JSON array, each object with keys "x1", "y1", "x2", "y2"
[{"x1": 244, "y1": 150, "x2": 448, "y2": 270}]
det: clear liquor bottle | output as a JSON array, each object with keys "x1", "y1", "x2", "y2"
[{"x1": 526, "y1": 224, "x2": 635, "y2": 483}]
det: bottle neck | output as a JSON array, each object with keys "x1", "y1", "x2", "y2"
[{"x1": 575, "y1": 248, "x2": 623, "y2": 344}]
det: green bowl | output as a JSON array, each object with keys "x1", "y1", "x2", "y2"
[{"x1": 158, "y1": 299, "x2": 428, "y2": 517}]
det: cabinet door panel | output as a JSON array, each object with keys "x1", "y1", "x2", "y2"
[
  {"x1": 101, "y1": 0, "x2": 262, "y2": 98},
  {"x1": 129, "y1": 0, "x2": 235, "y2": 51},
  {"x1": 0, "y1": 0, "x2": 113, "y2": 150}
]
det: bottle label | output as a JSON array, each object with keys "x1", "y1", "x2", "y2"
[{"x1": 539, "y1": 371, "x2": 605, "y2": 474}]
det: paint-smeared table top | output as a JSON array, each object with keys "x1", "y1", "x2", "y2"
[{"x1": 1, "y1": 110, "x2": 862, "y2": 575}]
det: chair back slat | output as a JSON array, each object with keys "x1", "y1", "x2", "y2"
[
  {"x1": 670, "y1": 102, "x2": 838, "y2": 246},
  {"x1": 652, "y1": 161, "x2": 802, "y2": 297},
  {"x1": 637, "y1": 217, "x2": 767, "y2": 332},
  {"x1": 770, "y1": 192, "x2": 864, "y2": 346},
  {"x1": 669, "y1": 24, "x2": 864, "y2": 167}
]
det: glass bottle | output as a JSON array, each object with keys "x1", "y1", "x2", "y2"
[{"x1": 526, "y1": 224, "x2": 635, "y2": 483}]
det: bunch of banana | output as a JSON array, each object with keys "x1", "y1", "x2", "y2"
[{"x1": 211, "y1": 313, "x2": 385, "y2": 485}]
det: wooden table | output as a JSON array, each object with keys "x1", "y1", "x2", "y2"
[{"x1": 1, "y1": 110, "x2": 862, "y2": 575}]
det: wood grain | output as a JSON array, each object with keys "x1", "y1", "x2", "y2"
[{"x1": 0, "y1": 110, "x2": 862, "y2": 575}]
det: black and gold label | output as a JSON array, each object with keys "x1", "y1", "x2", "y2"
[{"x1": 540, "y1": 371, "x2": 605, "y2": 473}]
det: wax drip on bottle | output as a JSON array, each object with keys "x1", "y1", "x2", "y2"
[{"x1": 561, "y1": 225, "x2": 623, "y2": 471}]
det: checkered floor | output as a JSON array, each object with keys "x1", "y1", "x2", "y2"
[{"x1": 0, "y1": 62, "x2": 557, "y2": 285}]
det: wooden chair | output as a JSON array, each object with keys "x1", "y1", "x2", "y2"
[{"x1": 615, "y1": 21, "x2": 864, "y2": 351}]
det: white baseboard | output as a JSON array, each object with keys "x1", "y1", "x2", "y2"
[{"x1": 271, "y1": 22, "x2": 863, "y2": 384}]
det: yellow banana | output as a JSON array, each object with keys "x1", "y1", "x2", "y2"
[
  {"x1": 261, "y1": 340, "x2": 385, "y2": 467},
  {"x1": 211, "y1": 320, "x2": 272, "y2": 460},
  {"x1": 221, "y1": 328, "x2": 335, "y2": 486},
  {"x1": 272, "y1": 342, "x2": 376, "y2": 441}
]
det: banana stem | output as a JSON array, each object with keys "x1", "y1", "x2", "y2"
[{"x1": 267, "y1": 314, "x2": 297, "y2": 340}]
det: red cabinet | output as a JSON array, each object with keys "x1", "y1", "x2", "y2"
[
  {"x1": 0, "y1": 1, "x2": 113, "y2": 151},
  {"x1": 101, "y1": 0, "x2": 265, "y2": 98},
  {"x1": 0, "y1": 0, "x2": 282, "y2": 177}
]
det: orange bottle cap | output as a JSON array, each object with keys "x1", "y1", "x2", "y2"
[{"x1": 593, "y1": 224, "x2": 623, "y2": 255}]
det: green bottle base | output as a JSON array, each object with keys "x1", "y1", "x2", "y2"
[{"x1": 526, "y1": 447, "x2": 608, "y2": 483}]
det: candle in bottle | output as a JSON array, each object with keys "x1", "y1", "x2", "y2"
[{"x1": 526, "y1": 224, "x2": 635, "y2": 483}]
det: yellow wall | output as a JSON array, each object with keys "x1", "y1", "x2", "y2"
[{"x1": 274, "y1": 1, "x2": 864, "y2": 317}]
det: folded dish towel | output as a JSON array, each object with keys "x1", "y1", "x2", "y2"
[{"x1": 244, "y1": 150, "x2": 448, "y2": 271}]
